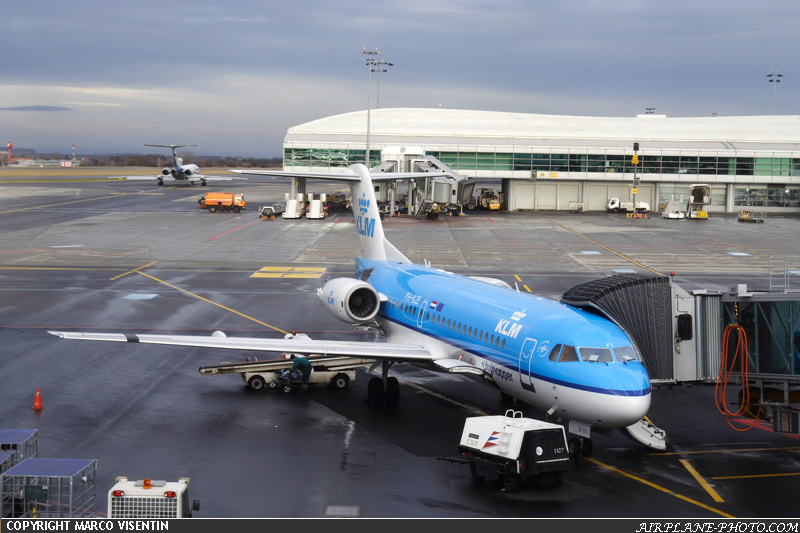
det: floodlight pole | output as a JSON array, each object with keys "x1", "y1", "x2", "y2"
[
  {"x1": 362, "y1": 47, "x2": 379, "y2": 168},
  {"x1": 632, "y1": 142, "x2": 640, "y2": 213},
  {"x1": 767, "y1": 70, "x2": 783, "y2": 115},
  {"x1": 374, "y1": 59, "x2": 393, "y2": 109}
]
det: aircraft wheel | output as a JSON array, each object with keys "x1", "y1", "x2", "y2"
[
  {"x1": 580, "y1": 438, "x2": 593, "y2": 458},
  {"x1": 248, "y1": 375, "x2": 266, "y2": 390},
  {"x1": 385, "y1": 377, "x2": 400, "y2": 406},
  {"x1": 202, "y1": 182, "x2": 208, "y2": 186},
  {"x1": 367, "y1": 377, "x2": 384, "y2": 405},
  {"x1": 568, "y1": 438, "x2": 581, "y2": 459},
  {"x1": 331, "y1": 373, "x2": 350, "y2": 390},
  {"x1": 502, "y1": 474, "x2": 522, "y2": 493},
  {"x1": 158, "y1": 181, "x2": 164, "y2": 186}
]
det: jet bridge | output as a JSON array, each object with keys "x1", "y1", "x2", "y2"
[
  {"x1": 562, "y1": 270, "x2": 800, "y2": 436},
  {"x1": 378, "y1": 146, "x2": 475, "y2": 219}
]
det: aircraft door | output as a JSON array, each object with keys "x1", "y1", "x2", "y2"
[
  {"x1": 417, "y1": 301, "x2": 428, "y2": 328},
  {"x1": 519, "y1": 338, "x2": 537, "y2": 392}
]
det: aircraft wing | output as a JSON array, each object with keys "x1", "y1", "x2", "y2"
[
  {"x1": 230, "y1": 168, "x2": 448, "y2": 182},
  {"x1": 108, "y1": 175, "x2": 247, "y2": 181},
  {"x1": 47, "y1": 330, "x2": 435, "y2": 362},
  {"x1": 109, "y1": 175, "x2": 162, "y2": 180},
  {"x1": 194, "y1": 175, "x2": 248, "y2": 181}
]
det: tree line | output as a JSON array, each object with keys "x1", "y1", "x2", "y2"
[{"x1": 79, "y1": 153, "x2": 282, "y2": 168}]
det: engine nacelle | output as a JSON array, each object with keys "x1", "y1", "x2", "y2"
[
  {"x1": 184, "y1": 168, "x2": 193, "y2": 176},
  {"x1": 162, "y1": 168, "x2": 171, "y2": 175},
  {"x1": 317, "y1": 278, "x2": 380, "y2": 324}
]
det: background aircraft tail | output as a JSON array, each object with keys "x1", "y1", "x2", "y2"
[
  {"x1": 144, "y1": 144, "x2": 196, "y2": 170},
  {"x1": 347, "y1": 165, "x2": 409, "y2": 263}
]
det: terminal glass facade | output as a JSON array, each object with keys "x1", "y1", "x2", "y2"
[
  {"x1": 284, "y1": 148, "x2": 800, "y2": 178},
  {"x1": 734, "y1": 188, "x2": 800, "y2": 208}
]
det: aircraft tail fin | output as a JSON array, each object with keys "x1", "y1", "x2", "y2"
[
  {"x1": 347, "y1": 165, "x2": 409, "y2": 263},
  {"x1": 144, "y1": 144, "x2": 196, "y2": 170}
]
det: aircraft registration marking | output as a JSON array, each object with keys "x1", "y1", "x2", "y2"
[{"x1": 251, "y1": 267, "x2": 327, "y2": 279}]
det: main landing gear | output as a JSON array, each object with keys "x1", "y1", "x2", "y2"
[
  {"x1": 366, "y1": 361, "x2": 400, "y2": 406},
  {"x1": 568, "y1": 437, "x2": 593, "y2": 458}
]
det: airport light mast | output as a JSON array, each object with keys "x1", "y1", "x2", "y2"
[
  {"x1": 767, "y1": 70, "x2": 783, "y2": 115},
  {"x1": 362, "y1": 47, "x2": 379, "y2": 169},
  {"x1": 373, "y1": 59, "x2": 393, "y2": 109},
  {"x1": 632, "y1": 142, "x2": 640, "y2": 213}
]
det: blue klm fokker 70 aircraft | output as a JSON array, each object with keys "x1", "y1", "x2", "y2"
[{"x1": 51, "y1": 163, "x2": 663, "y2": 454}]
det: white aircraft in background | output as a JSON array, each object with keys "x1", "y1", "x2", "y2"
[{"x1": 112, "y1": 144, "x2": 246, "y2": 186}]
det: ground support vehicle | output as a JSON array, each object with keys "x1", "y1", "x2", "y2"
[
  {"x1": 456, "y1": 410, "x2": 573, "y2": 492},
  {"x1": 607, "y1": 198, "x2": 650, "y2": 213},
  {"x1": 661, "y1": 195, "x2": 686, "y2": 219},
  {"x1": 247, "y1": 367, "x2": 357, "y2": 392},
  {"x1": 198, "y1": 193, "x2": 246, "y2": 213},
  {"x1": 475, "y1": 187, "x2": 500, "y2": 210},
  {"x1": 108, "y1": 477, "x2": 199, "y2": 518},
  {"x1": 738, "y1": 210, "x2": 766, "y2": 223},
  {"x1": 258, "y1": 203, "x2": 284, "y2": 219},
  {"x1": 687, "y1": 184, "x2": 711, "y2": 219},
  {"x1": 306, "y1": 194, "x2": 330, "y2": 219},
  {"x1": 198, "y1": 334, "x2": 368, "y2": 391},
  {"x1": 569, "y1": 201, "x2": 586, "y2": 213}
]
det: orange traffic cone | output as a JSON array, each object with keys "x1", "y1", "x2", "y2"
[{"x1": 32, "y1": 387, "x2": 43, "y2": 410}]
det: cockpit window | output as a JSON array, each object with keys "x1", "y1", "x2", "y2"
[
  {"x1": 548, "y1": 344, "x2": 563, "y2": 362},
  {"x1": 579, "y1": 347, "x2": 614, "y2": 363},
  {"x1": 559, "y1": 345, "x2": 579, "y2": 362},
  {"x1": 614, "y1": 346, "x2": 638, "y2": 362}
]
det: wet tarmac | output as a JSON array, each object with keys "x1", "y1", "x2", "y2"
[{"x1": 1, "y1": 175, "x2": 799, "y2": 518}]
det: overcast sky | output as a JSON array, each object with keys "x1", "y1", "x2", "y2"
[{"x1": 2, "y1": 0, "x2": 799, "y2": 157}]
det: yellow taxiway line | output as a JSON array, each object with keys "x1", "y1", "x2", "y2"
[
  {"x1": 136, "y1": 271, "x2": 289, "y2": 335},
  {"x1": 585, "y1": 457, "x2": 734, "y2": 518},
  {"x1": 680, "y1": 459, "x2": 724, "y2": 502},
  {"x1": 545, "y1": 219, "x2": 663, "y2": 276}
]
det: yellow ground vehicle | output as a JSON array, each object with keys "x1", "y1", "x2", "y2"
[
  {"x1": 475, "y1": 187, "x2": 500, "y2": 210},
  {"x1": 198, "y1": 192, "x2": 246, "y2": 213}
]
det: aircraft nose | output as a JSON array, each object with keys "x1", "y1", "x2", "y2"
[{"x1": 591, "y1": 365, "x2": 651, "y2": 427}]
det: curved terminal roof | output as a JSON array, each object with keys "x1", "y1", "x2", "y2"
[{"x1": 286, "y1": 108, "x2": 800, "y2": 152}]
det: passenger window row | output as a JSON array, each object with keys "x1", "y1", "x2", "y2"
[{"x1": 386, "y1": 298, "x2": 506, "y2": 350}]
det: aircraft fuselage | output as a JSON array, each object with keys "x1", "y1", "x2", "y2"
[{"x1": 357, "y1": 258, "x2": 651, "y2": 430}]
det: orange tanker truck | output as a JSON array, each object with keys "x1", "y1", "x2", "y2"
[{"x1": 198, "y1": 192, "x2": 246, "y2": 213}]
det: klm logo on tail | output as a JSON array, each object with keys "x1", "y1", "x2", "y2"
[{"x1": 357, "y1": 193, "x2": 376, "y2": 238}]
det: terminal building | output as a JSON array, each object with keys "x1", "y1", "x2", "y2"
[{"x1": 282, "y1": 108, "x2": 800, "y2": 213}]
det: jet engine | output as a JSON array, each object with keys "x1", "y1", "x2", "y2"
[
  {"x1": 317, "y1": 278, "x2": 380, "y2": 324},
  {"x1": 162, "y1": 168, "x2": 171, "y2": 175},
  {"x1": 184, "y1": 168, "x2": 193, "y2": 176}
]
